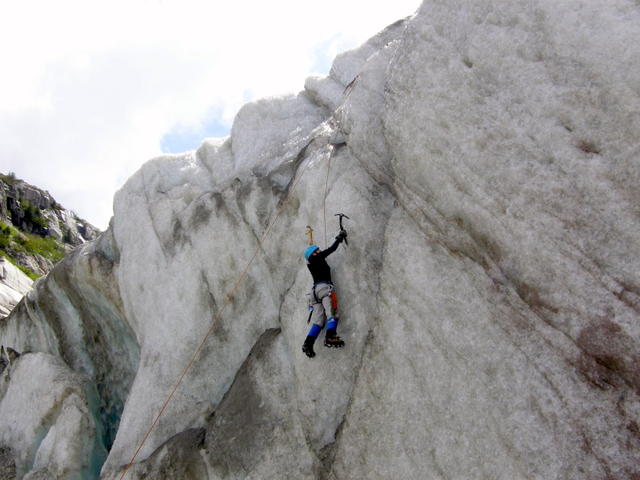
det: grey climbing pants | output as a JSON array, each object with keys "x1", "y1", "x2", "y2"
[{"x1": 308, "y1": 282, "x2": 339, "y2": 327}]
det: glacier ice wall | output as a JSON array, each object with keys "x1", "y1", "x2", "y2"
[
  {"x1": 2, "y1": 1, "x2": 640, "y2": 479},
  {"x1": 0, "y1": 258, "x2": 33, "y2": 319}
]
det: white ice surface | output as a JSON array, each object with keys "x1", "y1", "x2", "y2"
[
  {"x1": 0, "y1": 257, "x2": 33, "y2": 318},
  {"x1": 0, "y1": 353, "x2": 104, "y2": 479},
  {"x1": 3, "y1": 1, "x2": 640, "y2": 479}
]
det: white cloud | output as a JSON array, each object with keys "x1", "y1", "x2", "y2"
[{"x1": 0, "y1": 0, "x2": 420, "y2": 229}]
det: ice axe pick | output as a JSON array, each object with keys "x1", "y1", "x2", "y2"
[{"x1": 335, "y1": 213, "x2": 349, "y2": 246}]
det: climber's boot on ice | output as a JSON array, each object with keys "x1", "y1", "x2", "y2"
[
  {"x1": 302, "y1": 336, "x2": 317, "y2": 358},
  {"x1": 324, "y1": 330, "x2": 345, "y2": 348}
]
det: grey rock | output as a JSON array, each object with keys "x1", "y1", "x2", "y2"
[
  {"x1": 4, "y1": 347, "x2": 19, "y2": 363},
  {"x1": 0, "y1": 446, "x2": 17, "y2": 480},
  {"x1": 103, "y1": 429, "x2": 207, "y2": 480},
  {"x1": 13, "y1": 252, "x2": 51, "y2": 277}
]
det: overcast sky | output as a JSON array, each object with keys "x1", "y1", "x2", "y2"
[{"x1": 0, "y1": 0, "x2": 420, "y2": 230}]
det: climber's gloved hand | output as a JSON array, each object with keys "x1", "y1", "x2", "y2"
[{"x1": 336, "y1": 230, "x2": 347, "y2": 243}]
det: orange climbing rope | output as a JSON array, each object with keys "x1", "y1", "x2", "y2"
[{"x1": 117, "y1": 142, "x2": 332, "y2": 480}]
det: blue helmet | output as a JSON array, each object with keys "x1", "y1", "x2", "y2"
[{"x1": 304, "y1": 245, "x2": 319, "y2": 260}]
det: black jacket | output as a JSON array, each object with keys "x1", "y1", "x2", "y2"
[{"x1": 307, "y1": 238, "x2": 340, "y2": 284}]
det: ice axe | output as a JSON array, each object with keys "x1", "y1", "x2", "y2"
[
  {"x1": 305, "y1": 226, "x2": 314, "y2": 245},
  {"x1": 334, "y1": 213, "x2": 349, "y2": 246}
]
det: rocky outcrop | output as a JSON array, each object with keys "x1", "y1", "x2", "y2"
[
  {"x1": 2, "y1": 1, "x2": 640, "y2": 479},
  {"x1": 0, "y1": 175, "x2": 102, "y2": 318},
  {"x1": 0, "y1": 177, "x2": 99, "y2": 246},
  {"x1": 0, "y1": 175, "x2": 100, "y2": 277}
]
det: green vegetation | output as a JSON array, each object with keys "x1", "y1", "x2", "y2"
[
  {"x1": 0, "y1": 221, "x2": 66, "y2": 280},
  {"x1": 0, "y1": 223, "x2": 11, "y2": 250},
  {"x1": 62, "y1": 225, "x2": 73, "y2": 244},
  {"x1": 0, "y1": 172, "x2": 21, "y2": 185},
  {"x1": 21, "y1": 234, "x2": 65, "y2": 263},
  {"x1": 22, "y1": 199, "x2": 49, "y2": 229}
]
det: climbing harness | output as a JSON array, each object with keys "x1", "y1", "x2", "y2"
[
  {"x1": 307, "y1": 282, "x2": 338, "y2": 324},
  {"x1": 312, "y1": 281, "x2": 335, "y2": 304},
  {"x1": 306, "y1": 281, "x2": 334, "y2": 324}
]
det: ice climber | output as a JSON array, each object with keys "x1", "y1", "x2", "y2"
[{"x1": 302, "y1": 230, "x2": 347, "y2": 358}]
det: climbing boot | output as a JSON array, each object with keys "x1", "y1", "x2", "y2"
[
  {"x1": 302, "y1": 336, "x2": 316, "y2": 358},
  {"x1": 324, "y1": 330, "x2": 345, "y2": 348}
]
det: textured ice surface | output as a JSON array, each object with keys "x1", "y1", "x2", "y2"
[
  {"x1": 0, "y1": 353, "x2": 105, "y2": 479},
  {"x1": 0, "y1": 228, "x2": 138, "y2": 479},
  {"x1": 2, "y1": 1, "x2": 640, "y2": 479},
  {"x1": 0, "y1": 258, "x2": 33, "y2": 318}
]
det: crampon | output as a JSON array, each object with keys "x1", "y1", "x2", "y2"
[{"x1": 324, "y1": 335, "x2": 345, "y2": 348}]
